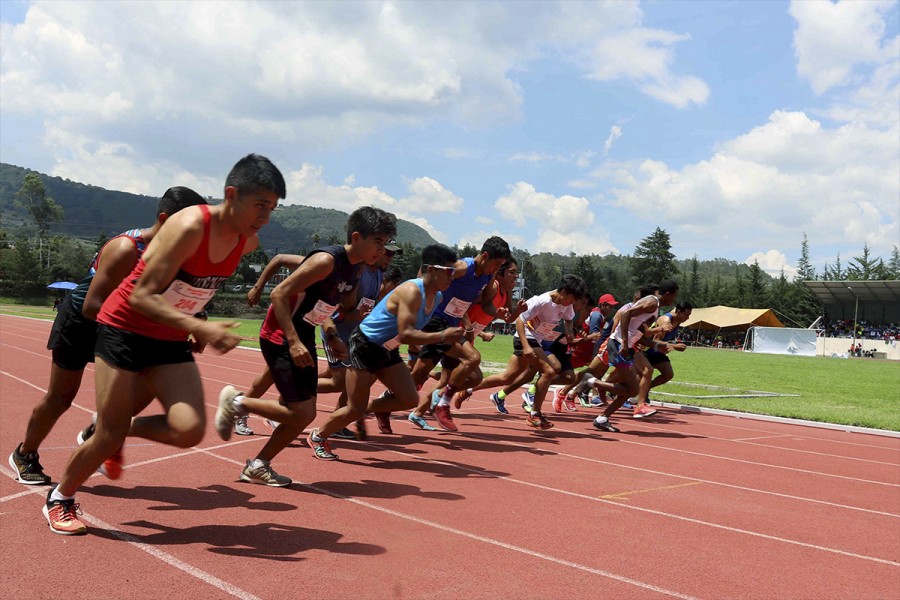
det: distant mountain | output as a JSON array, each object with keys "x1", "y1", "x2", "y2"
[{"x1": 0, "y1": 163, "x2": 437, "y2": 251}]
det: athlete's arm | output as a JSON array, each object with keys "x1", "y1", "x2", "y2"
[
  {"x1": 270, "y1": 252, "x2": 335, "y2": 368},
  {"x1": 247, "y1": 253, "x2": 305, "y2": 306},
  {"x1": 394, "y1": 283, "x2": 463, "y2": 346},
  {"x1": 82, "y1": 236, "x2": 140, "y2": 321}
]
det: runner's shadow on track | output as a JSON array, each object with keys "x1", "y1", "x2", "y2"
[
  {"x1": 96, "y1": 520, "x2": 385, "y2": 561},
  {"x1": 620, "y1": 429, "x2": 705, "y2": 439},
  {"x1": 299, "y1": 479, "x2": 466, "y2": 500},
  {"x1": 340, "y1": 456, "x2": 509, "y2": 479},
  {"x1": 85, "y1": 484, "x2": 296, "y2": 513}
]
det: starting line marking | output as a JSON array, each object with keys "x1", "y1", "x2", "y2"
[{"x1": 601, "y1": 481, "x2": 704, "y2": 500}]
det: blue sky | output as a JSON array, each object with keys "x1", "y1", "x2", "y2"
[{"x1": 1, "y1": 1, "x2": 898, "y2": 278}]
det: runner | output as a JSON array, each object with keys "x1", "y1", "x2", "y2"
[
  {"x1": 215, "y1": 206, "x2": 396, "y2": 480},
  {"x1": 558, "y1": 293, "x2": 619, "y2": 407},
  {"x1": 511, "y1": 274, "x2": 587, "y2": 429},
  {"x1": 404, "y1": 236, "x2": 512, "y2": 432},
  {"x1": 9, "y1": 187, "x2": 207, "y2": 485},
  {"x1": 307, "y1": 244, "x2": 463, "y2": 460},
  {"x1": 635, "y1": 301, "x2": 691, "y2": 408},
  {"x1": 42, "y1": 154, "x2": 285, "y2": 535}
]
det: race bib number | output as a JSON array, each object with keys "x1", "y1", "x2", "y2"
[
  {"x1": 382, "y1": 335, "x2": 400, "y2": 351},
  {"x1": 531, "y1": 320, "x2": 559, "y2": 338},
  {"x1": 303, "y1": 299, "x2": 338, "y2": 327},
  {"x1": 356, "y1": 297, "x2": 376, "y2": 313},
  {"x1": 443, "y1": 297, "x2": 472, "y2": 318},
  {"x1": 162, "y1": 280, "x2": 216, "y2": 315}
]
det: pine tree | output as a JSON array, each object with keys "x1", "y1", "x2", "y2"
[
  {"x1": 795, "y1": 233, "x2": 816, "y2": 281},
  {"x1": 846, "y1": 243, "x2": 886, "y2": 280},
  {"x1": 686, "y1": 255, "x2": 701, "y2": 304},
  {"x1": 746, "y1": 259, "x2": 768, "y2": 307},
  {"x1": 888, "y1": 246, "x2": 900, "y2": 279},
  {"x1": 631, "y1": 227, "x2": 677, "y2": 286}
]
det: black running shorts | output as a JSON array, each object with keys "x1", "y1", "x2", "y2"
[
  {"x1": 94, "y1": 325, "x2": 193, "y2": 372},
  {"x1": 348, "y1": 328, "x2": 403, "y2": 373},
  {"x1": 259, "y1": 336, "x2": 317, "y2": 403},
  {"x1": 47, "y1": 295, "x2": 98, "y2": 371}
]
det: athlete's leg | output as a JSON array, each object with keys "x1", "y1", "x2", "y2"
[
  {"x1": 20, "y1": 364, "x2": 84, "y2": 454},
  {"x1": 128, "y1": 362, "x2": 206, "y2": 448}
]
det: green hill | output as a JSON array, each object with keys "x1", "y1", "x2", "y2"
[{"x1": 0, "y1": 163, "x2": 437, "y2": 252}]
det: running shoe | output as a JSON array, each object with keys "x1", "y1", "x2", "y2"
[
  {"x1": 433, "y1": 405, "x2": 458, "y2": 432},
  {"x1": 429, "y1": 389, "x2": 441, "y2": 413},
  {"x1": 307, "y1": 429, "x2": 338, "y2": 461},
  {"x1": 593, "y1": 415, "x2": 619, "y2": 433},
  {"x1": 375, "y1": 412, "x2": 393, "y2": 434},
  {"x1": 552, "y1": 388, "x2": 565, "y2": 413},
  {"x1": 578, "y1": 390, "x2": 593, "y2": 408},
  {"x1": 525, "y1": 412, "x2": 554, "y2": 430},
  {"x1": 43, "y1": 490, "x2": 86, "y2": 536},
  {"x1": 452, "y1": 388, "x2": 472, "y2": 410},
  {"x1": 521, "y1": 390, "x2": 535, "y2": 406},
  {"x1": 590, "y1": 391, "x2": 608, "y2": 407},
  {"x1": 332, "y1": 427, "x2": 356, "y2": 440},
  {"x1": 563, "y1": 394, "x2": 578, "y2": 412},
  {"x1": 234, "y1": 415, "x2": 254, "y2": 436},
  {"x1": 264, "y1": 418, "x2": 279, "y2": 430},
  {"x1": 489, "y1": 392, "x2": 509, "y2": 415},
  {"x1": 99, "y1": 446, "x2": 124, "y2": 480},
  {"x1": 622, "y1": 398, "x2": 635, "y2": 410},
  {"x1": 9, "y1": 444, "x2": 51, "y2": 485},
  {"x1": 215, "y1": 385, "x2": 242, "y2": 441},
  {"x1": 632, "y1": 404, "x2": 659, "y2": 419},
  {"x1": 408, "y1": 413, "x2": 437, "y2": 431},
  {"x1": 240, "y1": 460, "x2": 291, "y2": 487},
  {"x1": 76, "y1": 422, "x2": 95, "y2": 445}
]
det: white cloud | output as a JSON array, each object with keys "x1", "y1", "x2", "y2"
[
  {"x1": 746, "y1": 250, "x2": 798, "y2": 279},
  {"x1": 0, "y1": 2, "x2": 707, "y2": 198},
  {"x1": 284, "y1": 163, "x2": 452, "y2": 242},
  {"x1": 602, "y1": 126, "x2": 622, "y2": 155},
  {"x1": 494, "y1": 182, "x2": 617, "y2": 254},
  {"x1": 475, "y1": 216, "x2": 495, "y2": 225},
  {"x1": 790, "y1": 0, "x2": 898, "y2": 94}
]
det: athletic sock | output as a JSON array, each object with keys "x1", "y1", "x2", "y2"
[
  {"x1": 586, "y1": 376, "x2": 598, "y2": 387},
  {"x1": 49, "y1": 486, "x2": 73, "y2": 503},
  {"x1": 232, "y1": 394, "x2": 248, "y2": 416},
  {"x1": 528, "y1": 384, "x2": 536, "y2": 395},
  {"x1": 497, "y1": 390, "x2": 507, "y2": 400},
  {"x1": 310, "y1": 430, "x2": 324, "y2": 442},
  {"x1": 437, "y1": 385, "x2": 454, "y2": 407},
  {"x1": 250, "y1": 458, "x2": 268, "y2": 469}
]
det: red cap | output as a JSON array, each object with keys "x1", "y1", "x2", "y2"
[{"x1": 598, "y1": 293, "x2": 618, "y2": 305}]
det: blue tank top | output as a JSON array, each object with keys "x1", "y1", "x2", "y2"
[
  {"x1": 328, "y1": 266, "x2": 384, "y2": 339},
  {"x1": 360, "y1": 279, "x2": 441, "y2": 345},
  {"x1": 434, "y1": 257, "x2": 493, "y2": 326},
  {"x1": 69, "y1": 229, "x2": 146, "y2": 314},
  {"x1": 646, "y1": 312, "x2": 679, "y2": 356}
]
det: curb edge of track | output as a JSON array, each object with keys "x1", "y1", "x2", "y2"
[{"x1": 648, "y1": 400, "x2": 900, "y2": 439}]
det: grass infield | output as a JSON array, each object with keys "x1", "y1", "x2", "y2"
[{"x1": 3, "y1": 305, "x2": 896, "y2": 431}]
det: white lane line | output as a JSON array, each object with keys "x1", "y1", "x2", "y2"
[
  {"x1": 196, "y1": 448, "x2": 699, "y2": 600},
  {"x1": 0, "y1": 466, "x2": 261, "y2": 600}
]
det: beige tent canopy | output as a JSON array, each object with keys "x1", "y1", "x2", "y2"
[{"x1": 681, "y1": 306, "x2": 784, "y2": 330}]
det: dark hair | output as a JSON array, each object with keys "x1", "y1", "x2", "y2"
[
  {"x1": 557, "y1": 274, "x2": 587, "y2": 299},
  {"x1": 639, "y1": 283, "x2": 659, "y2": 298},
  {"x1": 585, "y1": 294, "x2": 594, "y2": 306},
  {"x1": 347, "y1": 206, "x2": 397, "y2": 243},
  {"x1": 675, "y1": 301, "x2": 693, "y2": 312},
  {"x1": 421, "y1": 243, "x2": 458, "y2": 267},
  {"x1": 225, "y1": 153, "x2": 286, "y2": 199},
  {"x1": 499, "y1": 257, "x2": 518, "y2": 275},
  {"x1": 384, "y1": 265, "x2": 403, "y2": 285},
  {"x1": 157, "y1": 186, "x2": 207, "y2": 217},
  {"x1": 480, "y1": 236, "x2": 512, "y2": 261},
  {"x1": 659, "y1": 279, "x2": 679, "y2": 295}
]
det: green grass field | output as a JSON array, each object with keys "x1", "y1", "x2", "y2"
[{"x1": 4, "y1": 305, "x2": 897, "y2": 431}]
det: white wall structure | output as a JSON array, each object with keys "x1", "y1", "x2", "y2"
[{"x1": 744, "y1": 327, "x2": 817, "y2": 356}]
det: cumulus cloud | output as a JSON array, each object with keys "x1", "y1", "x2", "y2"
[
  {"x1": 283, "y1": 163, "x2": 456, "y2": 242},
  {"x1": 602, "y1": 126, "x2": 622, "y2": 155},
  {"x1": 494, "y1": 182, "x2": 617, "y2": 254},
  {"x1": 790, "y1": 0, "x2": 898, "y2": 94},
  {"x1": 746, "y1": 250, "x2": 798, "y2": 279},
  {"x1": 0, "y1": 2, "x2": 707, "y2": 198}
]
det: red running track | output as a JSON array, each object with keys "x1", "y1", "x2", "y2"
[{"x1": 1, "y1": 314, "x2": 898, "y2": 599}]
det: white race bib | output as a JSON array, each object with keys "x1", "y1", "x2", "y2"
[
  {"x1": 470, "y1": 322, "x2": 487, "y2": 334},
  {"x1": 443, "y1": 297, "x2": 472, "y2": 318},
  {"x1": 162, "y1": 280, "x2": 216, "y2": 315},
  {"x1": 531, "y1": 320, "x2": 558, "y2": 338},
  {"x1": 303, "y1": 299, "x2": 339, "y2": 326}
]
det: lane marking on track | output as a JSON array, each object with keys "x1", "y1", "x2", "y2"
[
  {"x1": 345, "y1": 436, "x2": 900, "y2": 567},
  {"x1": 0, "y1": 467, "x2": 261, "y2": 600},
  {"x1": 731, "y1": 434, "x2": 796, "y2": 442},
  {"x1": 3, "y1": 364, "x2": 897, "y2": 518},
  {"x1": 600, "y1": 481, "x2": 704, "y2": 500},
  {"x1": 195, "y1": 448, "x2": 700, "y2": 600}
]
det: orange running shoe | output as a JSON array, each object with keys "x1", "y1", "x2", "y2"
[
  {"x1": 43, "y1": 491, "x2": 87, "y2": 536},
  {"x1": 99, "y1": 446, "x2": 124, "y2": 480}
]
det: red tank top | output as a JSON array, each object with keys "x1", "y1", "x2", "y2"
[
  {"x1": 467, "y1": 284, "x2": 507, "y2": 329},
  {"x1": 98, "y1": 205, "x2": 246, "y2": 341}
]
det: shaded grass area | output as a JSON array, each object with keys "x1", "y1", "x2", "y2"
[{"x1": 4, "y1": 308, "x2": 896, "y2": 430}]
